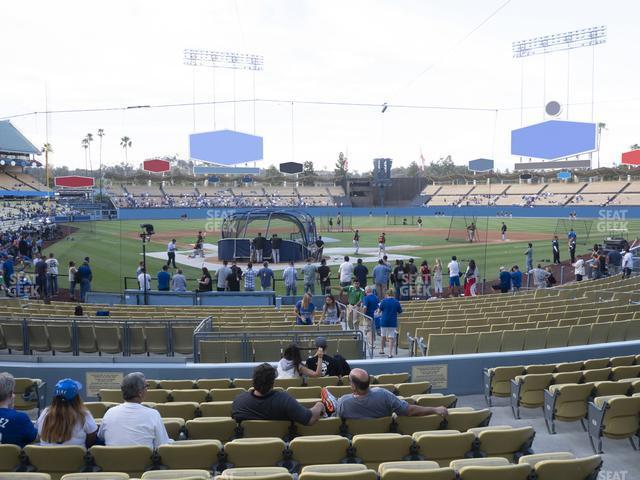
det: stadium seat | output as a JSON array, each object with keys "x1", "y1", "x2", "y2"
[
  {"x1": 232, "y1": 379, "x2": 253, "y2": 389},
  {"x1": 155, "y1": 402, "x2": 200, "y2": 420},
  {"x1": 412, "y1": 430, "x2": 475, "y2": 466},
  {"x1": 12, "y1": 378, "x2": 44, "y2": 412},
  {"x1": 611, "y1": 365, "x2": 640, "y2": 380},
  {"x1": 469, "y1": 426, "x2": 535, "y2": 461},
  {"x1": 449, "y1": 457, "x2": 510, "y2": 471},
  {"x1": 326, "y1": 386, "x2": 352, "y2": 398},
  {"x1": 453, "y1": 333, "x2": 478, "y2": 354},
  {"x1": 171, "y1": 326, "x2": 195, "y2": 354},
  {"x1": 344, "y1": 416, "x2": 394, "y2": 436},
  {"x1": 61, "y1": 474, "x2": 130, "y2": 480},
  {"x1": 524, "y1": 364, "x2": 555, "y2": 375},
  {"x1": 587, "y1": 395, "x2": 640, "y2": 453},
  {"x1": 0, "y1": 444, "x2": 23, "y2": 471},
  {"x1": 412, "y1": 394, "x2": 457, "y2": 408},
  {"x1": 551, "y1": 371, "x2": 582, "y2": 384},
  {"x1": 445, "y1": 408, "x2": 491, "y2": 432},
  {"x1": 94, "y1": 325, "x2": 122, "y2": 354},
  {"x1": 522, "y1": 454, "x2": 603, "y2": 480},
  {"x1": 241, "y1": 420, "x2": 292, "y2": 439},
  {"x1": 210, "y1": 388, "x2": 247, "y2": 401},
  {"x1": 287, "y1": 386, "x2": 321, "y2": 399},
  {"x1": 218, "y1": 467, "x2": 292, "y2": 480},
  {"x1": 196, "y1": 378, "x2": 232, "y2": 389},
  {"x1": 299, "y1": 465, "x2": 376, "y2": 480},
  {"x1": 223, "y1": 437, "x2": 287, "y2": 468},
  {"x1": 483, "y1": 366, "x2": 524, "y2": 406},
  {"x1": 593, "y1": 381, "x2": 631, "y2": 397},
  {"x1": 375, "y1": 373, "x2": 409, "y2": 384},
  {"x1": 84, "y1": 402, "x2": 117, "y2": 419},
  {"x1": 378, "y1": 461, "x2": 456, "y2": 480},
  {"x1": 395, "y1": 414, "x2": 444, "y2": 435},
  {"x1": 523, "y1": 328, "x2": 547, "y2": 350},
  {"x1": 97, "y1": 389, "x2": 123, "y2": 403},
  {"x1": 158, "y1": 380, "x2": 195, "y2": 390},
  {"x1": 144, "y1": 389, "x2": 171, "y2": 403},
  {"x1": 295, "y1": 417, "x2": 342, "y2": 436},
  {"x1": 427, "y1": 334, "x2": 454, "y2": 356},
  {"x1": 140, "y1": 470, "x2": 210, "y2": 479},
  {"x1": 516, "y1": 451, "x2": 575, "y2": 466},
  {"x1": 274, "y1": 378, "x2": 304, "y2": 389},
  {"x1": 554, "y1": 361, "x2": 583, "y2": 372},
  {"x1": 0, "y1": 475, "x2": 52, "y2": 480},
  {"x1": 171, "y1": 389, "x2": 210, "y2": 403},
  {"x1": 582, "y1": 368, "x2": 611, "y2": 383},
  {"x1": 509, "y1": 373, "x2": 554, "y2": 419},
  {"x1": 457, "y1": 464, "x2": 531, "y2": 480},
  {"x1": 47, "y1": 324, "x2": 74, "y2": 354},
  {"x1": 543, "y1": 383, "x2": 594, "y2": 434},
  {"x1": 305, "y1": 376, "x2": 340, "y2": 387},
  {"x1": 350, "y1": 433, "x2": 413, "y2": 469},
  {"x1": 582, "y1": 358, "x2": 610, "y2": 370},
  {"x1": 156, "y1": 439, "x2": 221, "y2": 470},
  {"x1": 185, "y1": 417, "x2": 237, "y2": 442},
  {"x1": 289, "y1": 435, "x2": 350, "y2": 467},
  {"x1": 89, "y1": 445, "x2": 153, "y2": 477},
  {"x1": 199, "y1": 401, "x2": 233, "y2": 417},
  {"x1": 163, "y1": 417, "x2": 186, "y2": 441},
  {"x1": 476, "y1": 332, "x2": 502, "y2": 354},
  {"x1": 545, "y1": 327, "x2": 570, "y2": 348},
  {"x1": 396, "y1": 382, "x2": 431, "y2": 396}
]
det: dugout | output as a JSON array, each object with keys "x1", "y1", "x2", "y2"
[{"x1": 217, "y1": 209, "x2": 317, "y2": 262}]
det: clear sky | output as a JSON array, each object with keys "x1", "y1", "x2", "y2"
[{"x1": 2, "y1": 0, "x2": 638, "y2": 173}]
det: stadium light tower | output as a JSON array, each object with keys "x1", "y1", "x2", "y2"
[
  {"x1": 513, "y1": 26, "x2": 607, "y2": 124},
  {"x1": 183, "y1": 49, "x2": 264, "y2": 132}
]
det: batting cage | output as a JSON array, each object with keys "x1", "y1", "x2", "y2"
[
  {"x1": 446, "y1": 215, "x2": 481, "y2": 243},
  {"x1": 385, "y1": 215, "x2": 422, "y2": 226}
]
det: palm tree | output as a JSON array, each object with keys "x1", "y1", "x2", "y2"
[
  {"x1": 120, "y1": 136, "x2": 132, "y2": 172},
  {"x1": 85, "y1": 133, "x2": 94, "y2": 174},
  {"x1": 97, "y1": 129, "x2": 105, "y2": 193},
  {"x1": 81, "y1": 137, "x2": 89, "y2": 175},
  {"x1": 42, "y1": 143, "x2": 53, "y2": 189}
]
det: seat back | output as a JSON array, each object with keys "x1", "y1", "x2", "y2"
[
  {"x1": 533, "y1": 455, "x2": 602, "y2": 480},
  {"x1": 156, "y1": 439, "x2": 221, "y2": 470},
  {"x1": 185, "y1": 417, "x2": 236, "y2": 442},
  {"x1": 89, "y1": 446, "x2": 153, "y2": 477}
]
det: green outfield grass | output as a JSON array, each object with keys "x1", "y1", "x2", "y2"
[{"x1": 42, "y1": 216, "x2": 640, "y2": 295}]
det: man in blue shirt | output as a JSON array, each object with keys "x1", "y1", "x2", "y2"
[
  {"x1": 362, "y1": 286, "x2": 379, "y2": 336},
  {"x1": 498, "y1": 266, "x2": 511, "y2": 293},
  {"x1": 353, "y1": 258, "x2": 368, "y2": 288},
  {"x1": 2, "y1": 255, "x2": 14, "y2": 293},
  {"x1": 78, "y1": 257, "x2": 93, "y2": 302},
  {"x1": 257, "y1": 261, "x2": 274, "y2": 291},
  {"x1": 378, "y1": 289, "x2": 402, "y2": 358},
  {"x1": 283, "y1": 261, "x2": 298, "y2": 296},
  {"x1": 372, "y1": 259, "x2": 391, "y2": 298},
  {"x1": 0, "y1": 372, "x2": 37, "y2": 447},
  {"x1": 510, "y1": 265, "x2": 523, "y2": 292},
  {"x1": 567, "y1": 228, "x2": 577, "y2": 244},
  {"x1": 157, "y1": 265, "x2": 171, "y2": 291}
]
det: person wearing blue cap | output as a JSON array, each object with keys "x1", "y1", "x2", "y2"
[
  {"x1": 0, "y1": 372, "x2": 37, "y2": 447},
  {"x1": 36, "y1": 378, "x2": 97, "y2": 446}
]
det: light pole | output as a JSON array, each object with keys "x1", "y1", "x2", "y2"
[{"x1": 97, "y1": 129, "x2": 105, "y2": 197}]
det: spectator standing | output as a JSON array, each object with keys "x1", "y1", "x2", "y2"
[
  {"x1": 406, "y1": 258, "x2": 418, "y2": 297},
  {"x1": 171, "y1": 269, "x2": 188, "y2": 291},
  {"x1": 37, "y1": 378, "x2": 97, "y2": 447},
  {"x1": 315, "y1": 236, "x2": 325, "y2": 261},
  {"x1": 433, "y1": 258, "x2": 443, "y2": 297},
  {"x1": 68, "y1": 261, "x2": 78, "y2": 301},
  {"x1": 253, "y1": 233, "x2": 266, "y2": 262},
  {"x1": 228, "y1": 261, "x2": 242, "y2": 292},
  {"x1": 622, "y1": 250, "x2": 634, "y2": 278},
  {"x1": 137, "y1": 268, "x2": 151, "y2": 292},
  {"x1": 157, "y1": 265, "x2": 171, "y2": 291},
  {"x1": 99, "y1": 372, "x2": 171, "y2": 448},
  {"x1": 552, "y1": 236, "x2": 560, "y2": 264},
  {"x1": 342, "y1": 279, "x2": 365, "y2": 327},
  {"x1": 35, "y1": 255, "x2": 47, "y2": 299},
  {"x1": 419, "y1": 260, "x2": 431, "y2": 297},
  {"x1": 46, "y1": 252, "x2": 59, "y2": 296},
  {"x1": 198, "y1": 267, "x2": 213, "y2": 292},
  {"x1": 295, "y1": 293, "x2": 316, "y2": 325},
  {"x1": 372, "y1": 259, "x2": 391, "y2": 298},
  {"x1": 510, "y1": 265, "x2": 522, "y2": 292},
  {"x1": 378, "y1": 232, "x2": 386, "y2": 258},
  {"x1": 327, "y1": 218, "x2": 333, "y2": 232},
  {"x1": 277, "y1": 344, "x2": 322, "y2": 378},
  {"x1": 573, "y1": 258, "x2": 585, "y2": 281},
  {"x1": 166, "y1": 239, "x2": 177, "y2": 268},
  {"x1": 498, "y1": 266, "x2": 511, "y2": 293},
  {"x1": 0, "y1": 372, "x2": 38, "y2": 447},
  {"x1": 283, "y1": 261, "x2": 298, "y2": 296},
  {"x1": 607, "y1": 249, "x2": 622, "y2": 276},
  {"x1": 529, "y1": 264, "x2": 550, "y2": 289},
  {"x1": 568, "y1": 238, "x2": 577, "y2": 264},
  {"x1": 353, "y1": 258, "x2": 368, "y2": 288},
  {"x1": 216, "y1": 261, "x2": 231, "y2": 291},
  {"x1": 270, "y1": 234, "x2": 282, "y2": 263},
  {"x1": 321, "y1": 294, "x2": 341, "y2": 325},
  {"x1": 362, "y1": 286, "x2": 379, "y2": 337},
  {"x1": 244, "y1": 262, "x2": 256, "y2": 292},
  {"x1": 525, "y1": 243, "x2": 533, "y2": 272},
  {"x1": 339, "y1": 256, "x2": 354, "y2": 287},
  {"x1": 353, "y1": 229, "x2": 360, "y2": 255},
  {"x1": 377, "y1": 289, "x2": 402, "y2": 357},
  {"x1": 448, "y1": 256, "x2": 461, "y2": 297},
  {"x1": 336, "y1": 368, "x2": 447, "y2": 419},
  {"x1": 501, "y1": 222, "x2": 507, "y2": 241},
  {"x1": 463, "y1": 259, "x2": 479, "y2": 297},
  {"x1": 302, "y1": 258, "x2": 317, "y2": 294},
  {"x1": 545, "y1": 266, "x2": 557, "y2": 287},
  {"x1": 317, "y1": 258, "x2": 331, "y2": 294},
  {"x1": 257, "y1": 261, "x2": 274, "y2": 291},
  {"x1": 78, "y1": 257, "x2": 92, "y2": 302},
  {"x1": 2, "y1": 254, "x2": 14, "y2": 293},
  {"x1": 232, "y1": 363, "x2": 324, "y2": 425},
  {"x1": 567, "y1": 228, "x2": 577, "y2": 244}
]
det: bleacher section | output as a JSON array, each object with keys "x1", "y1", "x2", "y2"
[{"x1": 423, "y1": 180, "x2": 640, "y2": 207}]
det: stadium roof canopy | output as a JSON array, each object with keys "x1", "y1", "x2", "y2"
[{"x1": 0, "y1": 120, "x2": 41, "y2": 155}]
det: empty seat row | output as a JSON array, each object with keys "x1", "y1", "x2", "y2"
[
  {"x1": 0, "y1": 427, "x2": 536, "y2": 477},
  {"x1": 424, "y1": 320, "x2": 640, "y2": 356}
]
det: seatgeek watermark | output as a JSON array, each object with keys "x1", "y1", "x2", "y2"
[
  {"x1": 205, "y1": 209, "x2": 236, "y2": 233},
  {"x1": 597, "y1": 209, "x2": 628, "y2": 234},
  {"x1": 598, "y1": 470, "x2": 628, "y2": 480}
]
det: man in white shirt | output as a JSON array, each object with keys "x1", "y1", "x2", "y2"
[
  {"x1": 622, "y1": 250, "x2": 635, "y2": 278},
  {"x1": 137, "y1": 269, "x2": 151, "y2": 291},
  {"x1": 98, "y1": 372, "x2": 171, "y2": 448},
  {"x1": 447, "y1": 255, "x2": 461, "y2": 297},
  {"x1": 339, "y1": 255, "x2": 354, "y2": 287},
  {"x1": 45, "y1": 252, "x2": 59, "y2": 296}
]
